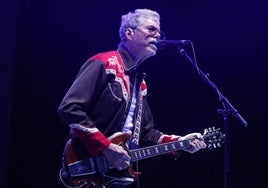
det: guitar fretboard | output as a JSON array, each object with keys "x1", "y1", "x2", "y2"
[{"x1": 130, "y1": 139, "x2": 192, "y2": 162}]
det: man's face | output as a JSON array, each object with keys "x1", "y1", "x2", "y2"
[{"x1": 129, "y1": 17, "x2": 161, "y2": 60}]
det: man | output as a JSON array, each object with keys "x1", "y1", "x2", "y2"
[{"x1": 58, "y1": 8, "x2": 206, "y2": 188}]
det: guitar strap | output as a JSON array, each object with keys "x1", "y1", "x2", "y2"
[
  {"x1": 131, "y1": 84, "x2": 143, "y2": 146},
  {"x1": 129, "y1": 84, "x2": 143, "y2": 188}
]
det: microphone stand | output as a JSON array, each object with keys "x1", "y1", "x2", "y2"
[{"x1": 178, "y1": 47, "x2": 248, "y2": 188}]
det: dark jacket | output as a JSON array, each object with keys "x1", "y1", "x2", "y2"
[{"x1": 58, "y1": 46, "x2": 163, "y2": 155}]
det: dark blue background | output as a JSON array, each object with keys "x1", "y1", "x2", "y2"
[{"x1": 2, "y1": 0, "x2": 267, "y2": 187}]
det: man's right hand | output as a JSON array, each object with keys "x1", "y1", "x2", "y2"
[{"x1": 102, "y1": 143, "x2": 131, "y2": 170}]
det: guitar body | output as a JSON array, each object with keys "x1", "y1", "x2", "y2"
[{"x1": 60, "y1": 133, "x2": 139, "y2": 188}]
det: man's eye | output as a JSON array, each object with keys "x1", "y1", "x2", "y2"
[{"x1": 147, "y1": 27, "x2": 156, "y2": 32}]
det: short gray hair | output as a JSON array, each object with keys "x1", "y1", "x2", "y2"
[{"x1": 119, "y1": 9, "x2": 160, "y2": 42}]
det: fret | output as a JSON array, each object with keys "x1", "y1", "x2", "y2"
[
  {"x1": 134, "y1": 151, "x2": 138, "y2": 159},
  {"x1": 142, "y1": 149, "x2": 146, "y2": 157},
  {"x1": 158, "y1": 145, "x2": 164, "y2": 154},
  {"x1": 171, "y1": 143, "x2": 176, "y2": 150},
  {"x1": 138, "y1": 150, "x2": 142, "y2": 158},
  {"x1": 164, "y1": 144, "x2": 168, "y2": 151},
  {"x1": 155, "y1": 147, "x2": 159, "y2": 154},
  {"x1": 131, "y1": 151, "x2": 137, "y2": 161},
  {"x1": 147, "y1": 148, "x2": 151, "y2": 156}
]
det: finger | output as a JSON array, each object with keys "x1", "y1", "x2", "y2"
[
  {"x1": 122, "y1": 164, "x2": 129, "y2": 169},
  {"x1": 201, "y1": 141, "x2": 207, "y2": 148},
  {"x1": 190, "y1": 140, "x2": 199, "y2": 148},
  {"x1": 114, "y1": 161, "x2": 120, "y2": 169},
  {"x1": 196, "y1": 133, "x2": 203, "y2": 139},
  {"x1": 197, "y1": 141, "x2": 205, "y2": 150},
  {"x1": 194, "y1": 140, "x2": 202, "y2": 148},
  {"x1": 193, "y1": 140, "x2": 206, "y2": 150},
  {"x1": 122, "y1": 154, "x2": 131, "y2": 162},
  {"x1": 184, "y1": 145, "x2": 195, "y2": 153},
  {"x1": 119, "y1": 163, "x2": 129, "y2": 170},
  {"x1": 190, "y1": 142, "x2": 200, "y2": 152},
  {"x1": 194, "y1": 139, "x2": 206, "y2": 148}
]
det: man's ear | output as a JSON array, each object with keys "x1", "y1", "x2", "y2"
[{"x1": 125, "y1": 28, "x2": 134, "y2": 39}]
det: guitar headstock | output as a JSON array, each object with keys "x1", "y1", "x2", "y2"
[{"x1": 203, "y1": 127, "x2": 225, "y2": 149}]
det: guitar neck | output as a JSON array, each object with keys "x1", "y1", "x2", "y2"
[
  {"x1": 129, "y1": 139, "x2": 192, "y2": 162},
  {"x1": 129, "y1": 127, "x2": 224, "y2": 162}
]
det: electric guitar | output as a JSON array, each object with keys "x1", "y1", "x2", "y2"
[{"x1": 59, "y1": 127, "x2": 224, "y2": 188}]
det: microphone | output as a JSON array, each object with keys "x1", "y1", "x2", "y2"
[{"x1": 157, "y1": 39, "x2": 191, "y2": 49}]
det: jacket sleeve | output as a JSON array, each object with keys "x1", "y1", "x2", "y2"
[{"x1": 57, "y1": 59, "x2": 110, "y2": 156}]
